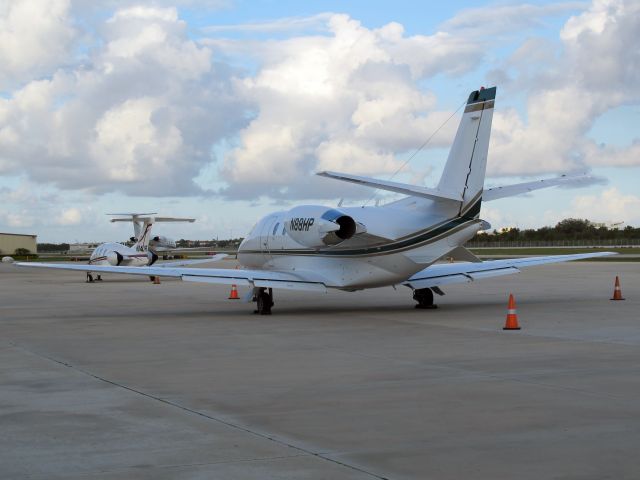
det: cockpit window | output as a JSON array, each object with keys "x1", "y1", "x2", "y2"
[{"x1": 272, "y1": 223, "x2": 280, "y2": 236}]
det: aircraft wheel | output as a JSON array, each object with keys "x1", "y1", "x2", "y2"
[
  {"x1": 256, "y1": 289, "x2": 273, "y2": 315},
  {"x1": 413, "y1": 288, "x2": 437, "y2": 309},
  {"x1": 86, "y1": 273, "x2": 94, "y2": 283}
]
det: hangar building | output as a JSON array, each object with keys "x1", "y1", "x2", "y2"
[{"x1": 0, "y1": 233, "x2": 38, "y2": 255}]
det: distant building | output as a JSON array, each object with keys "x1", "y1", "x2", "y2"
[{"x1": 0, "y1": 232, "x2": 37, "y2": 255}]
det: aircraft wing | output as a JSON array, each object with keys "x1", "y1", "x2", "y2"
[
  {"x1": 404, "y1": 252, "x2": 616, "y2": 289},
  {"x1": 14, "y1": 262, "x2": 328, "y2": 293},
  {"x1": 483, "y1": 174, "x2": 596, "y2": 201}
]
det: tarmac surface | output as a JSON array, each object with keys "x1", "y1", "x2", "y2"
[{"x1": 1, "y1": 261, "x2": 639, "y2": 479}]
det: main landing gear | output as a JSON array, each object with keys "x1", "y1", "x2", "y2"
[
  {"x1": 253, "y1": 287, "x2": 274, "y2": 315},
  {"x1": 413, "y1": 287, "x2": 437, "y2": 309},
  {"x1": 86, "y1": 273, "x2": 102, "y2": 283}
]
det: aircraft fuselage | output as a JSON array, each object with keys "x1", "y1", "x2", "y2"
[{"x1": 238, "y1": 201, "x2": 484, "y2": 290}]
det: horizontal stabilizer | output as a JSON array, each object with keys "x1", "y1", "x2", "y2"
[
  {"x1": 110, "y1": 216, "x2": 195, "y2": 223},
  {"x1": 484, "y1": 174, "x2": 597, "y2": 202},
  {"x1": 317, "y1": 171, "x2": 462, "y2": 202},
  {"x1": 107, "y1": 212, "x2": 156, "y2": 216}
]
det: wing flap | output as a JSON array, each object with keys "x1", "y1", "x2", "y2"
[
  {"x1": 155, "y1": 254, "x2": 227, "y2": 268},
  {"x1": 406, "y1": 267, "x2": 520, "y2": 289},
  {"x1": 182, "y1": 275, "x2": 253, "y2": 286},
  {"x1": 254, "y1": 279, "x2": 327, "y2": 292}
]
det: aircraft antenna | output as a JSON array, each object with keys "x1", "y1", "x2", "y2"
[{"x1": 363, "y1": 98, "x2": 466, "y2": 207}]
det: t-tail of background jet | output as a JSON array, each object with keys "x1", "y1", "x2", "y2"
[
  {"x1": 107, "y1": 213, "x2": 196, "y2": 252},
  {"x1": 437, "y1": 87, "x2": 495, "y2": 218}
]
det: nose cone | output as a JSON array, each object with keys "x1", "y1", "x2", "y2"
[{"x1": 316, "y1": 219, "x2": 340, "y2": 234}]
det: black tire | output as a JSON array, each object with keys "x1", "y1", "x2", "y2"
[
  {"x1": 257, "y1": 291, "x2": 272, "y2": 315},
  {"x1": 413, "y1": 288, "x2": 437, "y2": 309}
]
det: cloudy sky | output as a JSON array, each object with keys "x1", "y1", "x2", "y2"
[{"x1": 0, "y1": 0, "x2": 638, "y2": 242}]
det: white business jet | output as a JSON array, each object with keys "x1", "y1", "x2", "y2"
[
  {"x1": 18, "y1": 87, "x2": 613, "y2": 312},
  {"x1": 107, "y1": 212, "x2": 184, "y2": 254},
  {"x1": 84, "y1": 214, "x2": 224, "y2": 282},
  {"x1": 108, "y1": 213, "x2": 183, "y2": 254}
]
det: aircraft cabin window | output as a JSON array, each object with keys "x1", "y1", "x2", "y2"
[{"x1": 272, "y1": 223, "x2": 280, "y2": 236}]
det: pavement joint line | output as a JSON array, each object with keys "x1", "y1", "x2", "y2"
[{"x1": 7, "y1": 341, "x2": 391, "y2": 480}]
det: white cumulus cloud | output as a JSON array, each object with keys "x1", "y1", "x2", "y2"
[
  {"x1": 0, "y1": 5, "x2": 247, "y2": 196},
  {"x1": 488, "y1": 0, "x2": 640, "y2": 177},
  {"x1": 0, "y1": 0, "x2": 76, "y2": 89},
  {"x1": 217, "y1": 14, "x2": 480, "y2": 199}
]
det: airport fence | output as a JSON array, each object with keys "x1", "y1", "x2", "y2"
[{"x1": 466, "y1": 239, "x2": 640, "y2": 248}]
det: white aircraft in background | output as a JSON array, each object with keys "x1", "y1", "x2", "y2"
[
  {"x1": 84, "y1": 214, "x2": 224, "y2": 282},
  {"x1": 108, "y1": 213, "x2": 183, "y2": 254},
  {"x1": 18, "y1": 87, "x2": 613, "y2": 312}
]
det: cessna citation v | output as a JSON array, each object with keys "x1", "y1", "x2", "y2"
[
  {"x1": 84, "y1": 214, "x2": 224, "y2": 282},
  {"x1": 17, "y1": 87, "x2": 613, "y2": 313}
]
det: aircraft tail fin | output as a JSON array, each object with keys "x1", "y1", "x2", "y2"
[
  {"x1": 437, "y1": 87, "x2": 496, "y2": 217},
  {"x1": 316, "y1": 87, "x2": 496, "y2": 216},
  {"x1": 107, "y1": 213, "x2": 195, "y2": 251},
  {"x1": 132, "y1": 218, "x2": 154, "y2": 251}
]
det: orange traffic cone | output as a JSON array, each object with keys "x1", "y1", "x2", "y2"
[
  {"x1": 228, "y1": 284, "x2": 240, "y2": 299},
  {"x1": 503, "y1": 293, "x2": 521, "y2": 330},
  {"x1": 153, "y1": 276, "x2": 161, "y2": 285},
  {"x1": 610, "y1": 276, "x2": 625, "y2": 301}
]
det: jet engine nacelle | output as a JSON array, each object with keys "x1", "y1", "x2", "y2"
[
  {"x1": 147, "y1": 250, "x2": 159, "y2": 266},
  {"x1": 150, "y1": 235, "x2": 176, "y2": 249},
  {"x1": 283, "y1": 205, "x2": 363, "y2": 248},
  {"x1": 106, "y1": 251, "x2": 124, "y2": 266}
]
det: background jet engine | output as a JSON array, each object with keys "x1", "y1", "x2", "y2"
[
  {"x1": 283, "y1": 205, "x2": 363, "y2": 248},
  {"x1": 150, "y1": 235, "x2": 177, "y2": 250},
  {"x1": 147, "y1": 250, "x2": 159, "y2": 266},
  {"x1": 106, "y1": 251, "x2": 124, "y2": 266}
]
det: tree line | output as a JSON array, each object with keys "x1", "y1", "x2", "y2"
[{"x1": 472, "y1": 219, "x2": 639, "y2": 243}]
